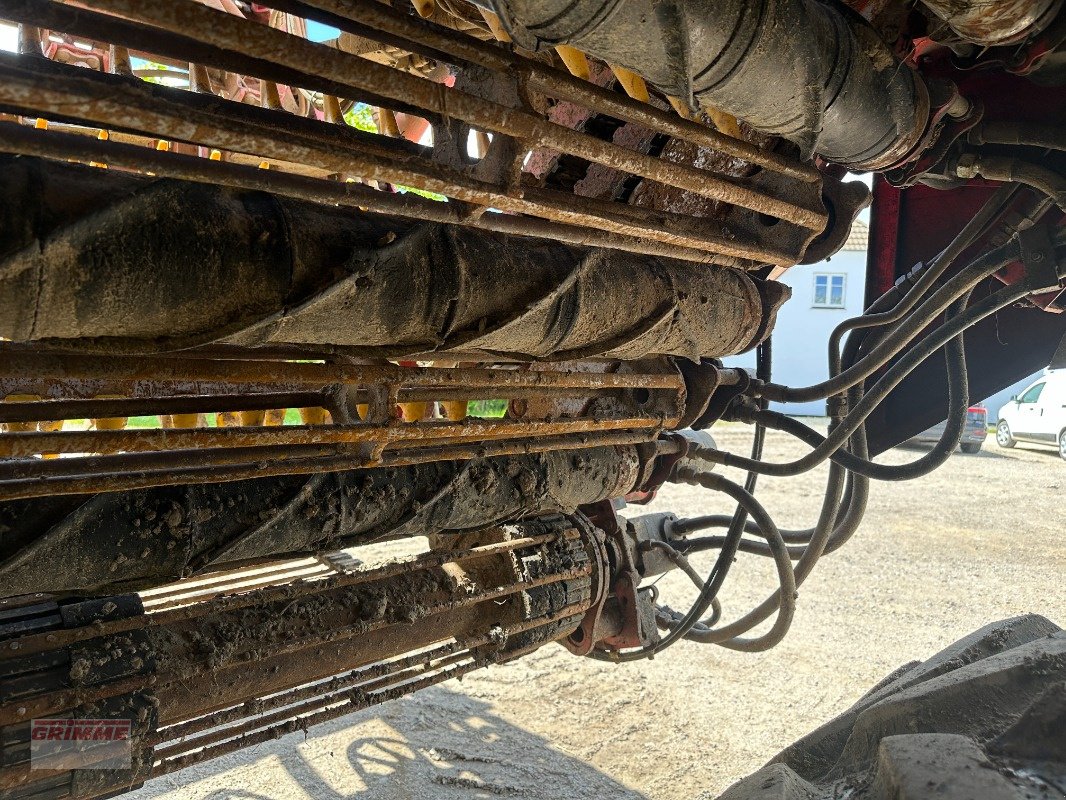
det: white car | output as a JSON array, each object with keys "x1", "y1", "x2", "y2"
[{"x1": 996, "y1": 371, "x2": 1066, "y2": 460}]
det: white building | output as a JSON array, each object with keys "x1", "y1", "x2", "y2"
[{"x1": 728, "y1": 221, "x2": 870, "y2": 416}]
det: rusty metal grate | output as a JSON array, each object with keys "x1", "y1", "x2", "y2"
[
  {"x1": 0, "y1": 347, "x2": 684, "y2": 498},
  {"x1": 0, "y1": 0, "x2": 827, "y2": 267}
]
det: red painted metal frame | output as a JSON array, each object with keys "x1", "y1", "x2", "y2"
[{"x1": 862, "y1": 47, "x2": 1066, "y2": 453}]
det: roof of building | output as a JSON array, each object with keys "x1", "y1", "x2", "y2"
[{"x1": 842, "y1": 219, "x2": 869, "y2": 251}]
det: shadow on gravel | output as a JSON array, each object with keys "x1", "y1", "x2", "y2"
[{"x1": 131, "y1": 688, "x2": 647, "y2": 800}]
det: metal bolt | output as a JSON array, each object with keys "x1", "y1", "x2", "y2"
[{"x1": 955, "y1": 153, "x2": 980, "y2": 179}]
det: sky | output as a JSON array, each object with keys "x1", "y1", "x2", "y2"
[
  {"x1": 1, "y1": 23, "x2": 16, "y2": 52},
  {"x1": 852, "y1": 172, "x2": 874, "y2": 224}
]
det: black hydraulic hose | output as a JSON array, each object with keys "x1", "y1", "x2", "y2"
[
  {"x1": 674, "y1": 398, "x2": 871, "y2": 549},
  {"x1": 837, "y1": 190, "x2": 1054, "y2": 417},
  {"x1": 588, "y1": 341, "x2": 773, "y2": 661},
  {"x1": 970, "y1": 121, "x2": 1066, "y2": 153},
  {"x1": 674, "y1": 514, "x2": 809, "y2": 542},
  {"x1": 587, "y1": 467, "x2": 774, "y2": 661},
  {"x1": 675, "y1": 459, "x2": 845, "y2": 647},
  {"x1": 670, "y1": 342, "x2": 773, "y2": 635},
  {"x1": 681, "y1": 533, "x2": 805, "y2": 560},
  {"x1": 758, "y1": 233, "x2": 1046, "y2": 404},
  {"x1": 820, "y1": 425, "x2": 870, "y2": 557},
  {"x1": 828, "y1": 183, "x2": 1020, "y2": 380},
  {"x1": 696, "y1": 282, "x2": 1030, "y2": 476},
  {"x1": 674, "y1": 451, "x2": 870, "y2": 550},
  {"x1": 642, "y1": 540, "x2": 706, "y2": 588},
  {"x1": 676, "y1": 407, "x2": 882, "y2": 558},
  {"x1": 670, "y1": 468, "x2": 797, "y2": 652},
  {"x1": 963, "y1": 157, "x2": 1066, "y2": 211},
  {"x1": 756, "y1": 294, "x2": 970, "y2": 481}
]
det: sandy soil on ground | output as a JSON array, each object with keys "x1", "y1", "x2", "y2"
[{"x1": 131, "y1": 424, "x2": 1066, "y2": 800}]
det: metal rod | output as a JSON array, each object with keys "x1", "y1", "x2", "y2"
[
  {"x1": 0, "y1": 566, "x2": 589, "y2": 723},
  {"x1": 0, "y1": 114, "x2": 780, "y2": 263},
  {"x1": 280, "y1": 0, "x2": 820, "y2": 182},
  {"x1": 0, "y1": 348, "x2": 682, "y2": 390},
  {"x1": 57, "y1": 0, "x2": 825, "y2": 230},
  {"x1": 0, "y1": 534, "x2": 558, "y2": 662},
  {"x1": 0, "y1": 416, "x2": 667, "y2": 458},
  {"x1": 0, "y1": 429, "x2": 650, "y2": 500},
  {"x1": 0, "y1": 392, "x2": 325, "y2": 423}
]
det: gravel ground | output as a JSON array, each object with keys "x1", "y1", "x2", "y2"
[{"x1": 133, "y1": 423, "x2": 1065, "y2": 800}]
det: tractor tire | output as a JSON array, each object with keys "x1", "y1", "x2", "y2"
[{"x1": 714, "y1": 615, "x2": 1066, "y2": 800}]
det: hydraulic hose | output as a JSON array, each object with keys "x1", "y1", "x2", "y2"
[
  {"x1": 679, "y1": 464, "x2": 869, "y2": 559},
  {"x1": 959, "y1": 157, "x2": 1066, "y2": 211},
  {"x1": 589, "y1": 341, "x2": 772, "y2": 661},
  {"x1": 969, "y1": 121, "x2": 1066, "y2": 153},
  {"x1": 760, "y1": 233, "x2": 1045, "y2": 404},
  {"x1": 697, "y1": 281, "x2": 1031, "y2": 477},
  {"x1": 673, "y1": 459, "x2": 843, "y2": 648},
  {"x1": 756, "y1": 294, "x2": 970, "y2": 481},
  {"x1": 827, "y1": 183, "x2": 1020, "y2": 380},
  {"x1": 670, "y1": 468, "x2": 798, "y2": 652}
]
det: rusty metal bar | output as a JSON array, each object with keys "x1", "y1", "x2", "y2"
[
  {"x1": 0, "y1": 382, "x2": 650, "y2": 422},
  {"x1": 1, "y1": 0, "x2": 433, "y2": 118},
  {"x1": 0, "y1": 352, "x2": 681, "y2": 481},
  {"x1": 0, "y1": 535, "x2": 560, "y2": 665},
  {"x1": 150, "y1": 601, "x2": 588, "y2": 773},
  {"x1": 0, "y1": 428, "x2": 651, "y2": 500},
  {"x1": 0, "y1": 125, "x2": 741, "y2": 265},
  {"x1": 0, "y1": 566, "x2": 588, "y2": 724},
  {"x1": 149, "y1": 594, "x2": 587, "y2": 746},
  {"x1": 151, "y1": 638, "x2": 479, "y2": 745},
  {"x1": 0, "y1": 565, "x2": 589, "y2": 726},
  {"x1": 0, "y1": 518, "x2": 601, "y2": 796},
  {"x1": 0, "y1": 350, "x2": 683, "y2": 390},
  {"x1": 53, "y1": 0, "x2": 825, "y2": 230},
  {"x1": 0, "y1": 110, "x2": 782, "y2": 264},
  {"x1": 0, "y1": 392, "x2": 326, "y2": 424},
  {"x1": 153, "y1": 648, "x2": 478, "y2": 758},
  {"x1": 0, "y1": 416, "x2": 669, "y2": 459},
  {"x1": 278, "y1": 0, "x2": 821, "y2": 182},
  {"x1": 149, "y1": 660, "x2": 478, "y2": 775}
]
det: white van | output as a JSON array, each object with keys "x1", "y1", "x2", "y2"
[{"x1": 995, "y1": 370, "x2": 1066, "y2": 460}]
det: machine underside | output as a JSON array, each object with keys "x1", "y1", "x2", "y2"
[{"x1": 0, "y1": 0, "x2": 1064, "y2": 797}]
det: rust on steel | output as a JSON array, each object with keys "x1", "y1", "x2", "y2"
[
  {"x1": 0, "y1": 535, "x2": 564, "y2": 664},
  {"x1": 0, "y1": 429, "x2": 651, "y2": 500},
  {"x1": 1, "y1": 566, "x2": 591, "y2": 725},
  {"x1": 0, "y1": 0, "x2": 833, "y2": 269},
  {"x1": 268, "y1": 0, "x2": 821, "y2": 182},
  {"x1": 0, "y1": 345, "x2": 677, "y2": 498},
  {"x1": 0, "y1": 518, "x2": 603, "y2": 797},
  {"x1": 61, "y1": 0, "x2": 825, "y2": 229},
  {"x1": 0, "y1": 77, "x2": 795, "y2": 264},
  {"x1": 0, "y1": 417, "x2": 676, "y2": 459},
  {"x1": 0, "y1": 350, "x2": 684, "y2": 390}
]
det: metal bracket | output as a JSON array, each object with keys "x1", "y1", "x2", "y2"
[{"x1": 1018, "y1": 225, "x2": 1060, "y2": 293}]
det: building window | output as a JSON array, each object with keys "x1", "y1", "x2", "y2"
[{"x1": 813, "y1": 273, "x2": 846, "y2": 308}]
